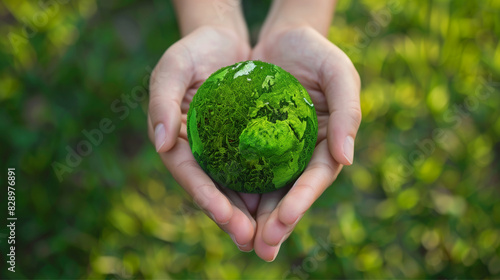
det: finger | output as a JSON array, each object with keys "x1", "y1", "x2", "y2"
[
  {"x1": 159, "y1": 138, "x2": 233, "y2": 225},
  {"x1": 147, "y1": 114, "x2": 154, "y2": 143},
  {"x1": 238, "y1": 193, "x2": 261, "y2": 216},
  {"x1": 260, "y1": 206, "x2": 299, "y2": 247},
  {"x1": 218, "y1": 188, "x2": 257, "y2": 252},
  {"x1": 253, "y1": 187, "x2": 288, "y2": 262},
  {"x1": 149, "y1": 43, "x2": 193, "y2": 153},
  {"x1": 320, "y1": 45, "x2": 362, "y2": 165},
  {"x1": 262, "y1": 141, "x2": 341, "y2": 246},
  {"x1": 220, "y1": 189, "x2": 257, "y2": 227},
  {"x1": 220, "y1": 207, "x2": 255, "y2": 252}
]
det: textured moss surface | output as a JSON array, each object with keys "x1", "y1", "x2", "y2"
[{"x1": 187, "y1": 60, "x2": 318, "y2": 193}]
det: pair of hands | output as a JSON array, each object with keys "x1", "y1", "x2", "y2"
[{"x1": 148, "y1": 25, "x2": 361, "y2": 261}]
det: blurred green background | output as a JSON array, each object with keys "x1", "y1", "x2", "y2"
[{"x1": 1, "y1": 0, "x2": 499, "y2": 279}]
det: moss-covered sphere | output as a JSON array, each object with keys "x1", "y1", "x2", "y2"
[{"x1": 187, "y1": 60, "x2": 318, "y2": 193}]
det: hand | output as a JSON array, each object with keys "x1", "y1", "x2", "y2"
[
  {"x1": 249, "y1": 26, "x2": 362, "y2": 261},
  {"x1": 148, "y1": 26, "x2": 258, "y2": 251}
]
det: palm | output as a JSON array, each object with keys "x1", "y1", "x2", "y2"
[
  {"x1": 245, "y1": 27, "x2": 360, "y2": 260},
  {"x1": 150, "y1": 26, "x2": 360, "y2": 261},
  {"x1": 149, "y1": 27, "x2": 258, "y2": 251}
]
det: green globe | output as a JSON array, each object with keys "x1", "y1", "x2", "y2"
[{"x1": 187, "y1": 60, "x2": 318, "y2": 193}]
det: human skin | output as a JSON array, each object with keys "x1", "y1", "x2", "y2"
[
  {"x1": 148, "y1": 0, "x2": 256, "y2": 252},
  {"x1": 148, "y1": 0, "x2": 361, "y2": 261},
  {"x1": 247, "y1": 0, "x2": 362, "y2": 261}
]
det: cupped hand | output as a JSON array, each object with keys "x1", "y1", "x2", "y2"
[
  {"x1": 250, "y1": 26, "x2": 362, "y2": 261},
  {"x1": 148, "y1": 25, "x2": 361, "y2": 261},
  {"x1": 148, "y1": 26, "x2": 257, "y2": 251}
]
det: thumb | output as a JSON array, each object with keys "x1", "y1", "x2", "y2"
[
  {"x1": 322, "y1": 47, "x2": 362, "y2": 165},
  {"x1": 327, "y1": 109, "x2": 361, "y2": 165},
  {"x1": 148, "y1": 45, "x2": 193, "y2": 152}
]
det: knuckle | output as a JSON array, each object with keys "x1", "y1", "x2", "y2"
[
  {"x1": 308, "y1": 161, "x2": 337, "y2": 179},
  {"x1": 334, "y1": 47, "x2": 361, "y2": 88},
  {"x1": 148, "y1": 95, "x2": 179, "y2": 116},
  {"x1": 176, "y1": 158, "x2": 200, "y2": 171},
  {"x1": 288, "y1": 181, "x2": 315, "y2": 200},
  {"x1": 351, "y1": 66, "x2": 361, "y2": 88},
  {"x1": 192, "y1": 184, "x2": 216, "y2": 209},
  {"x1": 148, "y1": 95, "x2": 166, "y2": 115},
  {"x1": 350, "y1": 103, "x2": 363, "y2": 127},
  {"x1": 341, "y1": 55, "x2": 361, "y2": 88},
  {"x1": 175, "y1": 159, "x2": 219, "y2": 201}
]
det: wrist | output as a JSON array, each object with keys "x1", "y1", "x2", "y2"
[
  {"x1": 259, "y1": 21, "x2": 312, "y2": 43},
  {"x1": 173, "y1": 0, "x2": 248, "y2": 42},
  {"x1": 259, "y1": 0, "x2": 336, "y2": 41}
]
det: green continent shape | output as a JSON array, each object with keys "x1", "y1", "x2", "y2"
[{"x1": 239, "y1": 118, "x2": 303, "y2": 187}]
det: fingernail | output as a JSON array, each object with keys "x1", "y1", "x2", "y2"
[
  {"x1": 268, "y1": 244, "x2": 281, "y2": 262},
  {"x1": 277, "y1": 235, "x2": 287, "y2": 246},
  {"x1": 155, "y1": 123, "x2": 166, "y2": 152},
  {"x1": 343, "y1": 136, "x2": 354, "y2": 165},
  {"x1": 290, "y1": 214, "x2": 304, "y2": 226},
  {"x1": 238, "y1": 243, "x2": 252, "y2": 252},
  {"x1": 229, "y1": 233, "x2": 248, "y2": 248}
]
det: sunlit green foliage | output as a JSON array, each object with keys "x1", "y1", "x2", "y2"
[{"x1": 1, "y1": 0, "x2": 499, "y2": 279}]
